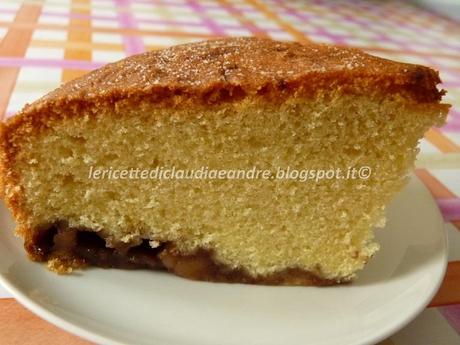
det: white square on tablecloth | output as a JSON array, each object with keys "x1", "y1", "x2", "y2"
[{"x1": 0, "y1": 284, "x2": 12, "y2": 299}]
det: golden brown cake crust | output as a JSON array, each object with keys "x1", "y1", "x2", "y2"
[
  {"x1": 28, "y1": 36, "x2": 443, "y2": 108},
  {"x1": 5, "y1": 37, "x2": 445, "y2": 131}
]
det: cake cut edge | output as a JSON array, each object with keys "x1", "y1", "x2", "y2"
[{"x1": 0, "y1": 37, "x2": 450, "y2": 286}]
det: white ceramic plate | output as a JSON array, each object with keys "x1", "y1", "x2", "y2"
[{"x1": 0, "y1": 176, "x2": 447, "y2": 345}]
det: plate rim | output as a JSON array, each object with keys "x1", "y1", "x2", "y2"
[{"x1": 0, "y1": 175, "x2": 449, "y2": 345}]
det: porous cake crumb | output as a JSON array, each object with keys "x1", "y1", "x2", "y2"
[{"x1": 0, "y1": 37, "x2": 449, "y2": 285}]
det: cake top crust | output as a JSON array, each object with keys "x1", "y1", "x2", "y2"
[{"x1": 11, "y1": 37, "x2": 445, "y2": 121}]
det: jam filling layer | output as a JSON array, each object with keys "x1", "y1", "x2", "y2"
[{"x1": 24, "y1": 224, "x2": 340, "y2": 286}]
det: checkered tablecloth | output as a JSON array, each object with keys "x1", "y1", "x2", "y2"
[{"x1": 0, "y1": 0, "x2": 459, "y2": 344}]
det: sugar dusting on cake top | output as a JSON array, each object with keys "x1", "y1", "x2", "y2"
[{"x1": 20, "y1": 37, "x2": 443, "y2": 115}]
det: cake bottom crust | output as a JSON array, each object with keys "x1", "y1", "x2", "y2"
[{"x1": 23, "y1": 224, "x2": 346, "y2": 286}]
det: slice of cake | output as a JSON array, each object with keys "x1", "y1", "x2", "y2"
[{"x1": 0, "y1": 37, "x2": 449, "y2": 285}]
